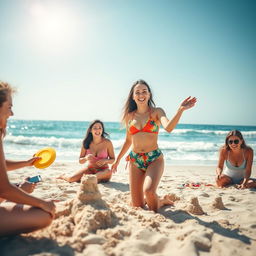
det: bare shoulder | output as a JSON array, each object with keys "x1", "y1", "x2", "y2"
[
  {"x1": 152, "y1": 107, "x2": 165, "y2": 119},
  {"x1": 219, "y1": 146, "x2": 227, "y2": 157},
  {"x1": 125, "y1": 112, "x2": 134, "y2": 122},
  {"x1": 152, "y1": 107, "x2": 164, "y2": 113},
  {"x1": 103, "y1": 138, "x2": 112, "y2": 145},
  {"x1": 245, "y1": 147, "x2": 253, "y2": 157}
]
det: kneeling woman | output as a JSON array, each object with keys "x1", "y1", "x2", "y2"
[
  {"x1": 111, "y1": 80, "x2": 196, "y2": 212},
  {"x1": 58, "y1": 120, "x2": 115, "y2": 183},
  {"x1": 216, "y1": 130, "x2": 256, "y2": 189}
]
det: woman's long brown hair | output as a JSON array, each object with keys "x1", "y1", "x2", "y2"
[{"x1": 121, "y1": 80, "x2": 156, "y2": 123}]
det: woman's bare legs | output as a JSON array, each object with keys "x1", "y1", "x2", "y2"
[
  {"x1": 96, "y1": 169, "x2": 112, "y2": 183},
  {"x1": 0, "y1": 202, "x2": 53, "y2": 236},
  {"x1": 57, "y1": 167, "x2": 92, "y2": 183},
  {"x1": 216, "y1": 175, "x2": 232, "y2": 188},
  {"x1": 57, "y1": 167, "x2": 112, "y2": 183},
  {"x1": 143, "y1": 156, "x2": 165, "y2": 212},
  {"x1": 129, "y1": 163, "x2": 146, "y2": 208},
  {"x1": 246, "y1": 180, "x2": 256, "y2": 188}
]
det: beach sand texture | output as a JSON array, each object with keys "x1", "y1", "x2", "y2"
[{"x1": 1, "y1": 163, "x2": 256, "y2": 256}]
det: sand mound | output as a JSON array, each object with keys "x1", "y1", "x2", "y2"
[
  {"x1": 211, "y1": 196, "x2": 225, "y2": 210},
  {"x1": 187, "y1": 197, "x2": 204, "y2": 215},
  {"x1": 166, "y1": 193, "x2": 180, "y2": 201},
  {"x1": 32, "y1": 175, "x2": 118, "y2": 252},
  {"x1": 2, "y1": 164, "x2": 255, "y2": 256}
]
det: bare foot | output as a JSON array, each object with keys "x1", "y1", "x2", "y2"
[
  {"x1": 159, "y1": 194, "x2": 174, "y2": 208},
  {"x1": 57, "y1": 174, "x2": 69, "y2": 181}
]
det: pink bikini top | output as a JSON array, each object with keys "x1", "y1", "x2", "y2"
[{"x1": 86, "y1": 149, "x2": 108, "y2": 160}]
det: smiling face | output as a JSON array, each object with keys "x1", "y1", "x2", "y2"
[
  {"x1": 0, "y1": 93, "x2": 13, "y2": 129},
  {"x1": 132, "y1": 83, "x2": 151, "y2": 106},
  {"x1": 227, "y1": 135, "x2": 243, "y2": 151},
  {"x1": 91, "y1": 122, "x2": 103, "y2": 137}
]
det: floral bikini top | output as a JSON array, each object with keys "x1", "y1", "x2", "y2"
[{"x1": 128, "y1": 110, "x2": 159, "y2": 135}]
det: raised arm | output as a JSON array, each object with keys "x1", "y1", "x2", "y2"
[{"x1": 158, "y1": 97, "x2": 197, "y2": 133}]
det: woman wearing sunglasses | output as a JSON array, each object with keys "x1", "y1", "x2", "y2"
[{"x1": 216, "y1": 130, "x2": 256, "y2": 189}]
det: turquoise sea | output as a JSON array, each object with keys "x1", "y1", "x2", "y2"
[{"x1": 5, "y1": 119, "x2": 256, "y2": 166}]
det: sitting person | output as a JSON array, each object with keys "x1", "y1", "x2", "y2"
[
  {"x1": 58, "y1": 120, "x2": 115, "y2": 183},
  {"x1": 0, "y1": 81, "x2": 55, "y2": 236},
  {"x1": 216, "y1": 130, "x2": 256, "y2": 189}
]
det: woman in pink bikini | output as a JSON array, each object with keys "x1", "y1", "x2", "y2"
[
  {"x1": 111, "y1": 80, "x2": 196, "y2": 212},
  {"x1": 58, "y1": 120, "x2": 115, "y2": 183}
]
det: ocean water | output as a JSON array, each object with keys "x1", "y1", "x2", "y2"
[{"x1": 4, "y1": 119, "x2": 256, "y2": 166}]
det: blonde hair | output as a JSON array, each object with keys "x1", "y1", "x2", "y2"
[{"x1": 0, "y1": 81, "x2": 16, "y2": 107}]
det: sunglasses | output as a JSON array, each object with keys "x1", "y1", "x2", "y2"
[{"x1": 228, "y1": 139, "x2": 239, "y2": 145}]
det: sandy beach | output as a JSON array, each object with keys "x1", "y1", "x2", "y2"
[{"x1": 1, "y1": 162, "x2": 255, "y2": 256}]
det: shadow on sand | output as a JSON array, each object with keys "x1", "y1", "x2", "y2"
[
  {"x1": 0, "y1": 235, "x2": 75, "y2": 256},
  {"x1": 101, "y1": 181, "x2": 130, "y2": 192},
  {"x1": 159, "y1": 208, "x2": 251, "y2": 245}
]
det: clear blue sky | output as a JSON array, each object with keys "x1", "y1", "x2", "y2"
[{"x1": 0, "y1": 0, "x2": 255, "y2": 125}]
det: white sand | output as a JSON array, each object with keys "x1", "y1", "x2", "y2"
[{"x1": 1, "y1": 162, "x2": 256, "y2": 256}]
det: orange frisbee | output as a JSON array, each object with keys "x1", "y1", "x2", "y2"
[{"x1": 33, "y1": 147, "x2": 56, "y2": 169}]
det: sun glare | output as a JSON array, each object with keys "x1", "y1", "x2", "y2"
[{"x1": 28, "y1": 1, "x2": 81, "y2": 55}]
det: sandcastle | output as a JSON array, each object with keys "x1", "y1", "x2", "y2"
[
  {"x1": 211, "y1": 196, "x2": 225, "y2": 210},
  {"x1": 37, "y1": 175, "x2": 118, "y2": 252},
  {"x1": 187, "y1": 197, "x2": 204, "y2": 215}
]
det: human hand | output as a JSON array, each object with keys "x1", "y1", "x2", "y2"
[
  {"x1": 180, "y1": 96, "x2": 197, "y2": 111},
  {"x1": 19, "y1": 179, "x2": 37, "y2": 193},
  {"x1": 39, "y1": 200, "x2": 56, "y2": 218},
  {"x1": 111, "y1": 161, "x2": 119, "y2": 173},
  {"x1": 86, "y1": 154, "x2": 94, "y2": 161},
  {"x1": 27, "y1": 157, "x2": 41, "y2": 166},
  {"x1": 215, "y1": 174, "x2": 221, "y2": 181},
  {"x1": 96, "y1": 159, "x2": 107, "y2": 167},
  {"x1": 236, "y1": 183, "x2": 247, "y2": 189}
]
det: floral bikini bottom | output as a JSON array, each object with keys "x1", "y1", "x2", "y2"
[{"x1": 126, "y1": 149, "x2": 162, "y2": 171}]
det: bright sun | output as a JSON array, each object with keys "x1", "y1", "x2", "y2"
[{"x1": 28, "y1": 1, "x2": 80, "y2": 54}]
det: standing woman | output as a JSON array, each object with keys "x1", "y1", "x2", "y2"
[
  {"x1": 112, "y1": 80, "x2": 196, "y2": 212},
  {"x1": 0, "y1": 82, "x2": 55, "y2": 236},
  {"x1": 216, "y1": 130, "x2": 256, "y2": 189}
]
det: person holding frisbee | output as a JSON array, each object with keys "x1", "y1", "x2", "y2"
[{"x1": 0, "y1": 81, "x2": 55, "y2": 236}]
